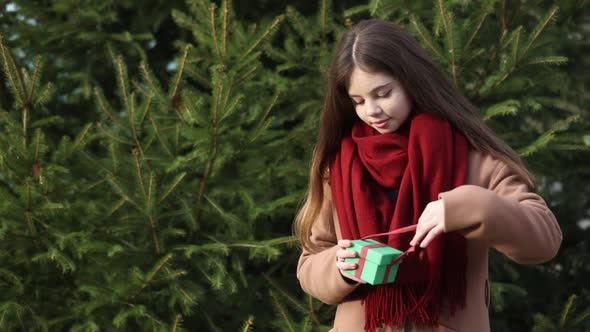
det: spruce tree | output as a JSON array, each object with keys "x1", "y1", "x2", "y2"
[
  {"x1": 0, "y1": 0, "x2": 588, "y2": 331},
  {"x1": 1, "y1": 1, "x2": 295, "y2": 330}
]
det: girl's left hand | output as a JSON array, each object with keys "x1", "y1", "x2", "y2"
[{"x1": 409, "y1": 199, "x2": 445, "y2": 248}]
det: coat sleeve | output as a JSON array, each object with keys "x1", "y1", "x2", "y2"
[
  {"x1": 296, "y1": 182, "x2": 361, "y2": 305},
  {"x1": 439, "y1": 155, "x2": 562, "y2": 265}
]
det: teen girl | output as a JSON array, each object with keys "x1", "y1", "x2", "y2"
[{"x1": 294, "y1": 19, "x2": 562, "y2": 332}]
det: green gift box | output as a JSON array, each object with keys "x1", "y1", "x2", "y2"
[{"x1": 343, "y1": 239, "x2": 404, "y2": 285}]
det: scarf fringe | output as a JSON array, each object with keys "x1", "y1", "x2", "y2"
[{"x1": 362, "y1": 282, "x2": 439, "y2": 332}]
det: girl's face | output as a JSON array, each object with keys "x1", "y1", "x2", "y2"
[{"x1": 347, "y1": 66, "x2": 412, "y2": 134}]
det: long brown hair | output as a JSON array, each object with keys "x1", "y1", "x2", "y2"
[{"x1": 294, "y1": 19, "x2": 534, "y2": 253}]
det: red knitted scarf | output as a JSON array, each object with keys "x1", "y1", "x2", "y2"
[{"x1": 329, "y1": 112, "x2": 469, "y2": 331}]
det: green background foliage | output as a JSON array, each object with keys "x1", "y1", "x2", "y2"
[{"x1": 0, "y1": 0, "x2": 588, "y2": 331}]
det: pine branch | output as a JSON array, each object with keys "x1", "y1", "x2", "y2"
[
  {"x1": 106, "y1": 176, "x2": 141, "y2": 210},
  {"x1": 480, "y1": 6, "x2": 558, "y2": 96},
  {"x1": 26, "y1": 56, "x2": 43, "y2": 103},
  {"x1": 115, "y1": 303, "x2": 164, "y2": 329},
  {"x1": 139, "y1": 63, "x2": 167, "y2": 104},
  {"x1": 195, "y1": 66, "x2": 225, "y2": 225},
  {"x1": 138, "y1": 93, "x2": 152, "y2": 128},
  {"x1": 203, "y1": 312, "x2": 224, "y2": 332},
  {"x1": 219, "y1": 94, "x2": 243, "y2": 122},
  {"x1": 483, "y1": 99, "x2": 520, "y2": 120},
  {"x1": 343, "y1": 6, "x2": 368, "y2": 20},
  {"x1": 149, "y1": 216, "x2": 161, "y2": 256},
  {"x1": 170, "y1": 45, "x2": 192, "y2": 102},
  {"x1": 568, "y1": 306, "x2": 590, "y2": 330},
  {"x1": 191, "y1": 0, "x2": 211, "y2": 24},
  {"x1": 22, "y1": 104, "x2": 29, "y2": 149},
  {"x1": 114, "y1": 56, "x2": 131, "y2": 112},
  {"x1": 240, "y1": 316, "x2": 254, "y2": 332},
  {"x1": 94, "y1": 87, "x2": 126, "y2": 128},
  {"x1": 132, "y1": 253, "x2": 174, "y2": 298},
  {"x1": 105, "y1": 197, "x2": 126, "y2": 219},
  {"x1": 486, "y1": 27, "x2": 509, "y2": 66},
  {"x1": 149, "y1": 115, "x2": 173, "y2": 157},
  {"x1": 0, "y1": 178, "x2": 19, "y2": 199},
  {"x1": 478, "y1": 5, "x2": 559, "y2": 98},
  {"x1": 286, "y1": 6, "x2": 307, "y2": 37},
  {"x1": 180, "y1": 89, "x2": 208, "y2": 127},
  {"x1": 269, "y1": 289, "x2": 295, "y2": 332},
  {"x1": 24, "y1": 179, "x2": 37, "y2": 236},
  {"x1": 176, "y1": 242, "x2": 230, "y2": 259},
  {"x1": 520, "y1": 5, "x2": 559, "y2": 60},
  {"x1": 132, "y1": 148, "x2": 147, "y2": 198},
  {"x1": 237, "y1": 16, "x2": 284, "y2": 63},
  {"x1": 511, "y1": 26, "x2": 522, "y2": 65},
  {"x1": 128, "y1": 92, "x2": 148, "y2": 160},
  {"x1": 209, "y1": 4, "x2": 223, "y2": 61},
  {"x1": 226, "y1": 237, "x2": 297, "y2": 249},
  {"x1": 146, "y1": 172, "x2": 155, "y2": 214},
  {"x1": 501, "y1": 0, "x2": 507, "y2": 30},
  {"x1": 436, "y1": 0, "x2": 457, "y2": 84},
  {"x1": 0, "y1": 302, "x2": 28, "y2": 331},
  {"x1": 157, "y1": 172, "x2": 187, "y2": 204},
  {"x1": 69, "y1": 123, "x2": 93, "y2": 157},
  {"x1": 263, "y1": 273, "x2": 322, "y2": 329},
  {"x1": 320, "y1": 0, "x2": 329, "y2": 39},
  {"x1": 465, "y1": 11, "x2": 489, "y2": 50},
  {"x1": 222, "y1": 0, "x2": 229, "y2": 53},
  {"x1": 525, "y1": 56, "x2": 568, "y2": 66},
  {"x1": 96, "y1": 122, "x2": 134, "y2": 146},
  {"x1": 409, "y1": 16, "x2": 449, "y2": 66},
  {"x1": 31, "y1": 247, "x2": 76, "y2": 273},
  {"x1": 211, "y1": 65, "x2": 224, "y2": 122},
  {"x1": 519, "y1": 115, "x2": 579, "y2": 157},
  {"x1": 126, "y1": 97, "x2": 141, "y2": 134},
  {"x1": 559, "y1": 294, "x2": 577, "y2": 329},
  {"x1": 197, "y1": 250, "x2": 235, "y2": 291},
  {"x1": 237, "y1": 63, "x2": 260, "y2": 84},
  {"x1": 248, "y1": 91, "x2": 278, "y2": 144},
  {"x1": 79, "y1": 150, "x2": 113, "y2": 177},
  {"x1": 171, "y1": 314, "x2": 183, "y2": 332},
  {"x1": 0, "y1": 34, "x2": 26, "y2": 106},
  {"x1": 174, "y1": 123, "x2": 181, "y2": 155},
  {"x1": 33, "y1": 128, "x2": 41, "y2": 162}
]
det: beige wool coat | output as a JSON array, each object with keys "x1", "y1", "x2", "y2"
[{"x1": 296, "y1": 149, "x2": 562, "y2": 332}]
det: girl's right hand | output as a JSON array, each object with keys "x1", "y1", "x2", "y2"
[{"x1": 336, "y1": 239, "x2": 366, "y2": 284}]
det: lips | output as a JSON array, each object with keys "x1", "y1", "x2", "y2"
[{"x1": 372, "y1": 119, "x2": 389, "y2": 128}]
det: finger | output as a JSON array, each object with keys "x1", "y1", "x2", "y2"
[
  {"x1": 410, "y1": 219, "x2": 434, "y2": 246},
  {"x1": 336, "y1": 248, "x2": 357, "y2": 259},
  {"x1": 418, "y1": 203, "x2": 433, "y2": 222},
  {"x1": 338, "y1": 239, "x2": 352, "y2": 248},
  {"x1": 420, "y1": 224, "x2": 444, "y2": 248},
  {"x1": 338, "y1": 266, "x2": 367, "y2": 284},
  {"x1": 409, "y1": 232, "x2": 419, "y2": 247},
  {"x1": 336, "y1": 261, "x2": 357, "y2": 271},
  {"x1": 411, "y1": 219, "x2": 427, "y2": 245},
  {"x1": 339, "y1": 271, "x2": 367, "y2": 284}
]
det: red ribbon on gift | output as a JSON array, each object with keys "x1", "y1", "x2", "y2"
[
  {"x1": 355, "y1": 243, "x2": 388, "y2": 280},
  {"x1": 354, "y1": 225, "x2": 418, "y2": 283}
]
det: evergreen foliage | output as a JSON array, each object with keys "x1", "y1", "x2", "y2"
[{"x1": 0, "y1": 0, "x2": 588, "y2": 331}]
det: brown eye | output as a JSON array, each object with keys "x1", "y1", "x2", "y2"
[{"x1": 378, "y1": 89, "x2": 392, "y2": 98}]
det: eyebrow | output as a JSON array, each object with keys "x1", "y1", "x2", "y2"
[{"x1": 348, "y1": 81, "x2": 393, "y2": 98}]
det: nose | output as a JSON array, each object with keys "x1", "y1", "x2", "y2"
[{"x1": 365, "y1": 100, "x2": 382, "y2": 116}]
